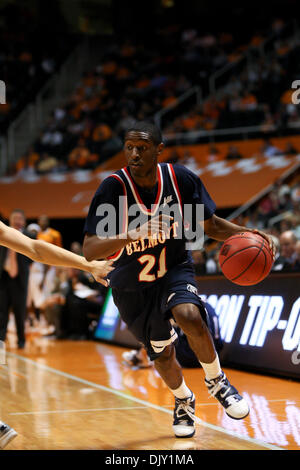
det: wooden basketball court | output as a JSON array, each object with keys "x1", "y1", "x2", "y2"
[{"x1": 1, "y1": 332, "x2": 300, "y2": 451}]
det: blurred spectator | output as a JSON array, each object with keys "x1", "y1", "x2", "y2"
[
  {"x1": 68, "y1": 139, "x2": 94, "y2": 170},
  {"x1": 260, "y1": 138, "x2": 282, "y2": 158},
  {"x1": 191, "y1": 250, "x2": 207, "y2": 275},
  {"x1": 273, "y1": 230, "x2": 298, "y2": 271},
  {"x1": 206, "y1": 250, "x2": 219, "y2": 274},
  {"x1": 36, "y1": 153, "x2": 59, "y2": 175},
  {"x1": 284, "y1": 142, "x2": 298, "y2": 155},
  {"x1": 291, "y1": 183, "x2": 300, "y2": 205},
  {"x1": 257, "y1": 191, "x2": 279, "y2": 227},
  {"x1": 206, "y1": 145, "x2": 221, "y2": 162},
  {"x1": 63, "y1": 268, "x2": 106, "y2": 340},
  {"x1": 34, "y1": 215, "x2": 63, "y2": 332},
  {"x1": 225, "y1": 145, "x2": 243, "y2": 160},
  {"x1": 270, "y1": 235, "x2": 281, "y2": 269},
  {"x1": 70, "y1": 242, "x2": 83, "y2": 256},
  {"x1": 40, "y1": 267, "x2": 69, "y2": 338},
  {"x1": 37, "y1": 215, "x2": 63, "y2": 247},
  {"x1": 0, "y1": 209, "x2": 32, "y2": 349},
  {"x1": 244, "y1": 209, "x2": 265, "y2": 230},
  {"x1": 26, "y1": 223, "x2": 44, "y2": 324}
]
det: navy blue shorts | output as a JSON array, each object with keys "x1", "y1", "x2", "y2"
[{"x1": 111, "y1": 263, "x2": 207, "y2": 361}]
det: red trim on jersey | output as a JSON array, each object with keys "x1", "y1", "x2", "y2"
[
  {"x1": 168, "y1": 164, "x2": 183, "y2": 215},
  {"x1": 123, "y1": 165, "x2": 162, "y2": 213}
]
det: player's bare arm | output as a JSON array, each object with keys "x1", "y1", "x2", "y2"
[
  {"x1": 83, "y1": 214, "x2": 172, "y2": 261},
  {"x1": 204, "y1": 214, "x2": 275, "y2": 258},
  {"x1": 0, "y1": 221, "x2": 113, "y2": 286}
]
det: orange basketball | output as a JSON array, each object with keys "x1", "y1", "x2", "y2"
[{"x1": 219, "y1": 232, "x2": 273, "y2": 286}]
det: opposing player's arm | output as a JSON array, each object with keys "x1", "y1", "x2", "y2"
[
  {"x1": 203, "y1": 215, "x2": 275, "y2": 258},
  {"x1": 0, "y1": 221, "x2": 114, "y2": 285}
]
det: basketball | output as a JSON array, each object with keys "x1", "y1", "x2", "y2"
[{"x1": 219, "y1": 232, "x2": 273, "y2": 286}]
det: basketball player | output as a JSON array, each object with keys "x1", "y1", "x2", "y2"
[
  {"x1": 0, "y1": 219, "x2": 114, "y2": 448},
  {"x1": 83, "y1": 121, "x2": 275, "y2": 438}
]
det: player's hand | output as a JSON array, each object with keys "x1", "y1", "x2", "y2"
[
  {"x1": 88, "y1": 259, "x2": 114, "y2": 286},
  {"x1": 128, "y1": 214, "x2": 173, "y2": 240},
  {"x1": 249, "y1": 229, "x2": 276, "y2": 260}
]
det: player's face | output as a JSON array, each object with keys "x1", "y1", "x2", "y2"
[{"x1": 124, "y1": 131, "x2": 163, "y2": 178}]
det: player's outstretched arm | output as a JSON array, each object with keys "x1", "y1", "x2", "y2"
[
  {"x1": 0, "y1": 221, "x2": 114, "y2": 286},
  {"x1": 204, "y1": 214, "x2": 275, "y2": 258}
]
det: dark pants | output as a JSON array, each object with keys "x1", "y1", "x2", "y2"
[
  {"x1": 65, "y1": 293, "x2": 101, "y2": 337},
  {"x1": 0, "y1": 271, "x2": 28, "y2": 346}
]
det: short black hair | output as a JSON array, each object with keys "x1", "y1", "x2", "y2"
[{"x1": 125, "y1": 121, "x2": 163, "y2": 145}]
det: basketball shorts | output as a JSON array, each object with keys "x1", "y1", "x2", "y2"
[{"x1": 111, "y1": 263, "x2": 208, "y2": 360}]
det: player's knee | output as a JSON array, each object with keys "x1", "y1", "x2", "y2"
[
  {"x1": 172, "y1": 304, "x2": 206, "y2": 334},
  {"x1": 154, "y1": 344, "x2": 175, "y2": 365}
]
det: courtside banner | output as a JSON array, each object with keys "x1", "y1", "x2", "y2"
[
  {"x1": 0, "y1": 154, "x2": 299, "y2": 218},
  {"x1": 197, "y1": 272, "x2": 300, "y2": 379}
]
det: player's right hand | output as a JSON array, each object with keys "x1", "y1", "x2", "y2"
[{"x1": 128, "y1": 214, "x2": 173, "y2": 240}]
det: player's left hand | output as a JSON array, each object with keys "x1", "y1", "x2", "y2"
[
  {"x1": 249, "y1": 229, "x2": 276, "y2": 260},
  {"x1": 89, "y1": 259, "x2": 114, "y2": 286}
]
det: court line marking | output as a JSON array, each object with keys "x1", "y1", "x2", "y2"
[
  {"x1": 6, "y1": 351, "x2": 284, "y2": 450},
  {"x1": 9, "y1": 399, "x2": 292, "y2": 415},
  {"x1": 10, "y1": 407, "x2": 152, "y2": 416},
  {"x1": 8, "y1": 398, "x2": 293, "y2": 416}
]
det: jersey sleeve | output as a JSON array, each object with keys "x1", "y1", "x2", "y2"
[
  {"x1": 84, "y1": 176, "x2": 125, "y2": 237},
  {"x1": 172, "y1": 164, "x2": 216, "y2": 220}
]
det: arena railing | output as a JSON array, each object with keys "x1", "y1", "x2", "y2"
[
  {"x1": 162, "y1": 119, "x2": 300, "y2": 146},
  {"x1": 209, "y1": 18, "x2": 299, "y2": 97},
  {"x1": 154, "y1": 86, "x2": 202, "y2": 130}
]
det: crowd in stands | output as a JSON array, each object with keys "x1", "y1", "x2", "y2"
[
  {"x1": 0, "y1": 2, "x2": 77, "y2": 133},
  {"x1": 163, "y1": 19, "x2": 300, "y2": 140},
  {"x1": 10, "y1": 17, "x2": 297, "y2": 176},
  {"x1": 194, "y1": 171, "x2": 300, "y2": 274}
]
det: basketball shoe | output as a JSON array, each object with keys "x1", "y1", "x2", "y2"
[
  {"x1": 205, "y1": 371, "x2": 249, "y2": 419},
  {"x1": 172, "y1": 393, "x2": 196, "y2": 438},
  {"x1": 0, "y1": 423, "x2": 18, "y2": 449},
  {"x1": 122, "y1": 349, "x2": 153, "y2": 368}
]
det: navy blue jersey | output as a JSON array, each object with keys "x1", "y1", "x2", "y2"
[{"x1": 84, "y1": 163, "x2": 216, "y2": 290}]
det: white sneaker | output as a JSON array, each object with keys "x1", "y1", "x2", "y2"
[
  {"x1": 205, "y1": 371, "x2": 249, "y2": 419},
  {"x1": 122, "y1": 349, "x2": 153, "y2": 368},
  {"x1": 172, "y1": 393, "x2": 196, "y2": 438},
  {"x1": 0, "y1": 423, "x2": 18, "y2": 449}
]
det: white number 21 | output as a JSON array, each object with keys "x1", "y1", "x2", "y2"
[{"x1": 138, "y1": 247, "x2": 167, "y2": 282}]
